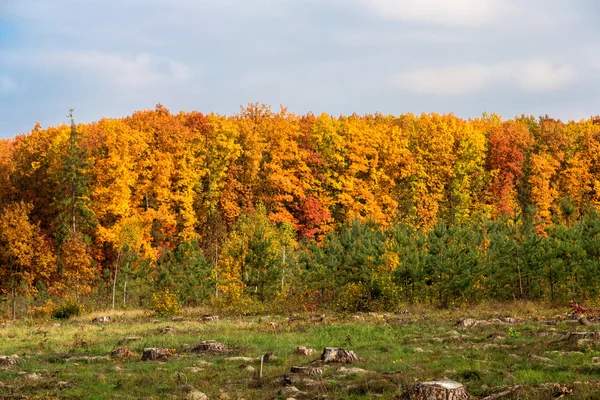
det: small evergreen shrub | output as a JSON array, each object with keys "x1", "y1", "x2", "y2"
[{"x1": 52, "y1": 300, "x2": 83, "y2": 320}]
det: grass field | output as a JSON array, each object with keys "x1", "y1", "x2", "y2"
[{"x1": 1, "y1": 303, "x2": 600, "y2": 399}]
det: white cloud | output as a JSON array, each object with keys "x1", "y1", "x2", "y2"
[
  {"x1": 392, "y1": 60, "x2": 577, "y2": 95},
  {"x1": 363, "y1": 0, "x2": 513, "y2": 27},
  {"x1": 1, "y1": 51, "x2": 192, "y2": 87},
  {"x1": 0, "y1": 75, "x2": 17, "y2": 94}
]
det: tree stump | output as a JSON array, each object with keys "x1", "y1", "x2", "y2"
[
  {"x1": 294, "y1": 346, "x2": 315, "y2": 356},
  {"x1": 0, "y1": 355, "x2": 19, "y2": 366},
  {"x1": 321, "y1": 347, "x2": 358, "y2": 363},
  {"x1": 110, "y1": 347, "x2": 135, "y2": 358},
  {"x1": 579, "y1": 316, "x2": 592, "y2": 326},
  {"x1": 290, "y1": 366, "x2": 323, "y2": 375},
  {"x1": 92, "y1": 316, "x2": 111, "y2": 324},
  {"x1": 192, "y1": 340, "x2": 226, "y2": 353},
  {"x1": 566, "y1": 332, "x2": 600, "y2": 342},
  {"x1": 413, "y1": 381, "x2": 469, "y2": 400},
  {"x1": 455, "y1": 318, "x2": 478, "y2": 328},
  {"x1": 141, "y1": 347, "x2": 175, "y2": 361}
]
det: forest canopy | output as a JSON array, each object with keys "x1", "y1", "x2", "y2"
[{"x1": 1, "y1": 104, "x2": 600, "y2": 317}]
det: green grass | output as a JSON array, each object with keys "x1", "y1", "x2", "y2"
[{"x1": 1, "y1": 304, "x2": 600, "y2": 399}]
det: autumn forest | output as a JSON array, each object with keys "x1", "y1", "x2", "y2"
[{"x1": 2, "y1": 104, "x2": 600, "y2": 318}]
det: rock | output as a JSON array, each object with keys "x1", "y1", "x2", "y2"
[
  {"x1": 192, "y1": 340, "x2": 226, "y2": 353},
  {"x1": 413, "y1": 381, "x2": 469, "y2": 400},
  {"x1": 24, "y1": 372, "x2": 42, "y2": 380},
  {"x1": 447, "y1": 330, "x2": 460, "y2": 337},
  {"x1": 240, "y1": 364, "x2": 255, "y2": 372},
  {"x1": 321, "y1": 347, "x2": 358, "y2": 363},
  {"x1": 294, "y1": 346, "x2": 315, "y2": 356},
  {"x1": 118, "y1": 336, "x2": 142, "y2": 345},
  {"x1": 455, "y1": 318, "x2": 478, "y2": 328},
  {"x1": 0, "y1": 355, "x2": 19, "y2": 366},
  {"x1": 185, "y1": 367, "x2": 204, "y2": 373},
  {"x1": 92, "y1": 316, "x2": 111, "y2": 324},
  {"x1": 217, "y1": 393, "x2": 231, "y2": 400},
  {"x1": 592, "y1": 357, "x2": 600, "y2": 365},
  {"x1": 186, "y1": 389, "x2": 209, "y2": 400},
  {"x1": 351, "y1": 315, "x2": 364, "y2": 321},
  {"x1": 110, "y1": 347, "x2": 134, "y2": 358},
  {"x1": 414, "y1": 347, "x2": 425, "y2": 353},
  {"x1": 290, "y1": 366, "x2": 323, "y2": 375},
  {"x1": 141, "y1": 348, "x2": 175, "y2": 361},
  {"x1": 196, "y1": 360, "x2": 213, "y2": 367},
  {"x1": 203, "y1": 315, "x2": 219, "y2": 322},
  {"x1": 171, "y1": 316, "x2": 184, "y2": 321},
  {"x1": 501, "y1": 317, "x2": 517, "y2": 324}
]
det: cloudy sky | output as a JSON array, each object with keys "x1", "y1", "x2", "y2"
[{"x1": 0, "y1": 0, "x2": 599, "y2": 137}]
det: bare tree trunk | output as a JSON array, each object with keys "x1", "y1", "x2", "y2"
[
  {"x1": 112, "y1": 252, "x2": 121, "y2": 309},
  {"x1": 11, "y1": 284, "x2": 16, "y2": 320},
  {"x1": 516, "y1": 244, "x2": 523, "y2": 298},
  {"x1": 123, "y1": 275, "x2": 128, "y2": 308}
]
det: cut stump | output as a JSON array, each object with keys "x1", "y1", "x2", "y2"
[
  {"x1": 192, "y1": 340, "x2": 226, "y2": 353},
  {"x1": 413, "y1": 381, "x2": 469, "y2": 400},
  {"x1": 92, "y1": 316, "x2": 111, "y2": 324},
  {"x1": 290, "y1": 366, "x2": 323, "y2": 375},
  {"x1": 141, "y1": 348, "x2": 175, "y2": 361},
  {"x1": 294, "y1": 346, "x2": 315, "y2": 356},
  {"x1": 0, "y1": 355, "x2": 19, "y2": 366},
  {"x1": 321, "y1": 347, "x2": 358, "y2": 363}
]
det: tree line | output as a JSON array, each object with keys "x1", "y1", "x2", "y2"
[{"x1": 1, "y1": 105, "x2": 600, "y2": 317}]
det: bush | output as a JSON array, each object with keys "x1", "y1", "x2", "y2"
[
  {"x1": 337, "y1": 282, "x2": 372, "y2": 312},
  {"x1": 151, "y1": 289, "x2": 181, "y2": 316},
  {"x1": 28, "y1": 299, "x2": 57, "y2": 319},
  {"x1": 52, "y1": 300, "x2": 84, "y2": 320}
]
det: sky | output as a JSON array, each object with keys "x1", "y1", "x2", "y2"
[{"x1": 0, "y1": 0, "x2": 599, "y2": 138}]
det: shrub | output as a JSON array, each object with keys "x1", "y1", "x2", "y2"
[
  {"x1": 508, "y1": 327, "x2": 521, "y2": 339},
  {"x1": 52, "y1": 300, "x2": 84, "y2": 320},
  {"x1": 28, "y1": 299, "x2": 57, "y2": 319},
  {"x1": 151, "y1": 289, "x2": 181, "y2": 316},
  {"x1": 337, "y1": 282, "x2": 372, "y2": 312}
]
